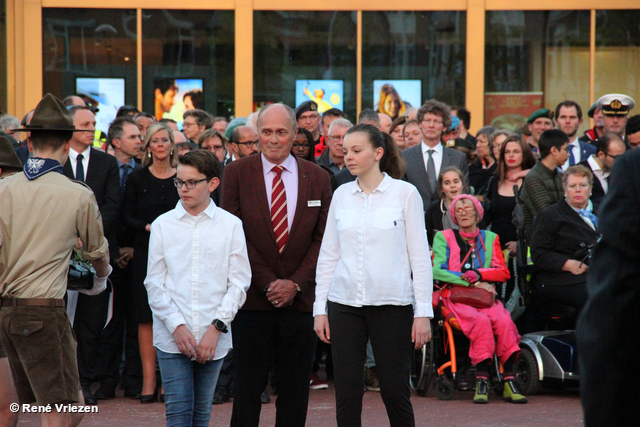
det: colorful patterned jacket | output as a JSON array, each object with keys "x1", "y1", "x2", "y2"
[{"x1": 432, "y1": 229, "x2": 510, "y2": 286}]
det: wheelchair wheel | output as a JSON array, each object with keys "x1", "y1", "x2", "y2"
[
  {"x1": 515, "y1": 347, "x2": 543, "y2": 395},
  {"x1": 413, "y1": 338, "x2": 434, "y2": 396},
  {"x1": 436, "y1": 377, "x2": 455, "y2": 400},
  {"x1": 410, "y1": 337, "x2": 434, "y2": 395}
]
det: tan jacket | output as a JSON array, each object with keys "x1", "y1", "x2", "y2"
[{"x1": 0, "y1": 171, "x2": 108, "y2": 299}]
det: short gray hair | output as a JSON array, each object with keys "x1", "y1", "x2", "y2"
[
  {"x1": 328, "y1": 118, "x2": 353, "y2": 135},
  {"x1": 358, "y1": 109, "x2": 380, "y2": 126},
  {"x1": 476, "y1": 126, "x2": 495, "y2": 140},
  {"x1": 257, "y1": 104, "x2": 297, "y2": 132},
  {"x1": 0, "y1": 114, "x2": 20, "y2": 132},
  {"x1": 247, "y1": 111, "x2": 259, "y2": 130}
]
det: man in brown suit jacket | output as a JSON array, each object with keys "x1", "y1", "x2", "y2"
[{"x1": 221, "y1": 104, "x2": 332, "y2": 427}]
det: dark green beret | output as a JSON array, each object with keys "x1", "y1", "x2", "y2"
[{"x1": 527, "y1": 108, "x2": 553, "y2": 124}]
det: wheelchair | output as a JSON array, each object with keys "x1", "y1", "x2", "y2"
[{"x1": 410, "y1": 285, "x2": 506, "y2": 400}]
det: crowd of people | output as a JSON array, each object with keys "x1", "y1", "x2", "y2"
[{"x1": 0, "y1": 89, "x2": 637, "y2": 426}]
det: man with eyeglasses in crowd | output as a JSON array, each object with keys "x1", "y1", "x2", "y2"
[
  {"x1": 316, "y1": 118, "x2": 352, "y2": 175},
  {"x1": 577, "y1": 132, "x2": 626, "y2": 212},
  {"x1": 315, "y1": 108, "x2": 346, "y2": 157},
  {"x1": 198, "y1": 129, "x2": 228, "y2": 164},
  {"x1": 227, "y1": 125, "x2": 259, "y2": 163},
  {"x1": 182, "y1": 109, "x2": 213, "y2": 147},
  {"x1": 403, "y1": 99, "x2": 468, "y2": 211}
]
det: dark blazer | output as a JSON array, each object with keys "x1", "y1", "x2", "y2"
[
  {"x1": 403, "y1": 143, "x2": 468, "y2": 210},
  {"x1": 64, "y1": 147, "x2": 120, "y2": 260},
  {"x1": 315, "y1": 147, "x2": 331, "y2": 169},
  {"x1": 220, "y1": 154, "x2": 332, "y2": 312},
  {"x1": 331, "y1": 167, "x2": 356, "y2": 192},
  {"x1": 116, "y1": 161, "x2": 142, "y2": 249},
  {"x1": 424, "y1": 199, "x2": 447, "y2": 246},
  {"x1": 577, "y1": 148, "x2": 640, "y2": 426},
  {"x1": 577, "y1": 159, "x2": 606, "y2": 212},
  {"x1": 529, "y1": 198, "x2": 600, "y2": 287}
]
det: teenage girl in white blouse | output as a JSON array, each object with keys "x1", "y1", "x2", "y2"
[{"x1": 314, "y1": 123, "x2": 433, "y2": 427}]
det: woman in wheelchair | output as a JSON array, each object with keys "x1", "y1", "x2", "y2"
[
  {"x1": 529, "y1": 165, "x2": 600, "y2": 315},
  {"x1": 432, "y1": 194, "x2": 527, "y2": 404}
]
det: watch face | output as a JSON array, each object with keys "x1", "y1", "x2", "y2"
[{"x1": 214, "y1": 319, "x2": 227, "y2": 332}]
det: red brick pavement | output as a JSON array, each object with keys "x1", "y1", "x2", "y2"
[{"x1": 16, "y1": 385, "x2": 583, "y2": 426}]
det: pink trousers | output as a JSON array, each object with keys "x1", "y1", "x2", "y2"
[{"x1": 442, "y1": 298, "x2": 521, "y2": 365}]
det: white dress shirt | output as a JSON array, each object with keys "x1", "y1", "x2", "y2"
[
  {"x1": 145, "y1": 199, "x2": 251, "y2": 358},
  {"x1": 421, "y1": 141, "x2": 444, "y2": 178},
  {"x1": 68, "y1": 146, "x2": 91, "y2": 180},
  {"x1": 314, "y1": 174, "x2": 434, "y2": 318},
  {"x1": 587, "y1": 154, "x2": 609, "y2": 193},
  {"x1": 261, "y1": 153, "x2": 299, "y2": 231}
]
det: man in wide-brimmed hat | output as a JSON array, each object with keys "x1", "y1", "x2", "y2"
[
  {"x1": 0, "y1": 134, "x2": 22, "y2": 427},
  {"x1": 0, "y1": 93, "x2": 111, "y2": 426},
  {"x1": 0, "y1": 136, "x2": 22, "y2": 177}
]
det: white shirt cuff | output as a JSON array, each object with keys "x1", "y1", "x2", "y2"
[
  {"x1": 313, "y1": 300, "x2": 328, "y2": 317},
  {"x1": 414, "y1": 303, "x2": 434, "y2": 319},
  {"x1": 166, "y1": 313, "x2": 188, "y2": 334}
]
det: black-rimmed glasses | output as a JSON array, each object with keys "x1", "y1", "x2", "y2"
[{"x1": 173, "y1": 178, "x2": 208, "y2": 189}]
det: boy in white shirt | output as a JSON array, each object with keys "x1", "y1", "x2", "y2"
[{"x1": 145, "y1": 149, "x2": 251, "y2": 426}]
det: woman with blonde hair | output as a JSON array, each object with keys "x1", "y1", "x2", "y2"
[{"x1": 123, "y1": 122, "x2": 180, "y2": 403}]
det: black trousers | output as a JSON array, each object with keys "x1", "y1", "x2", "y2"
[
  {"x1": 74, "y1": 285, "x2": 110, "y2": 387},
  {"x1": 95, "y1": 263, "x2": 142, "y2": 391},
  {"x1": 537, "y1": 281, "x2": 588, "y2": 312},
  {"x1": 328, "y1": 302, "x2": 415, "y2": 427},
  {"x1": 230, "y1": 309, "x2": 315, "y2": 427}
]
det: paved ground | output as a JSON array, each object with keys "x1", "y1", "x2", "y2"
[{"x1": 16, "y1": 384, "x2": 583, "y2": 426}]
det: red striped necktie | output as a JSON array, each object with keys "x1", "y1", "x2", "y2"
[{"x1": 271, "y1": 166, "x2": 288, "y2": 253}]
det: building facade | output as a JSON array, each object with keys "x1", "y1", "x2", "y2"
[{"x1": 2, "y1": 0, "x2": 639, "y2": 133}]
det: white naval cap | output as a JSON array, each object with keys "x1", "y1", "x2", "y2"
[{"x1": 596, "y1": 94, "x2": 635, "y2": 115}]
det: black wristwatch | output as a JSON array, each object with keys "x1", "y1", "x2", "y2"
[{"x1": 212, "y1": 319, "x2": 228, "y2": 333}]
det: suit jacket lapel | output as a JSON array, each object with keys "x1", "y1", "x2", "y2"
[
  {"x1": 441, "y1": 147, "x2": 454, "y2": 169},
  {"x1": 85, "y1": 148, "x2": 97, "y2": 185},
  {"x1": 409, "y1": 146, "x2": 433, "y2": 195},
  {"x1": 288, "y1": 157, "x2": 308, "y2": 240},
  {"x1": 250, "y1": 155, "x2": 277, "y2": 242}
]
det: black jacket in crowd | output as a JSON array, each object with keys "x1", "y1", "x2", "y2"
[{"x1": 529, "y1": 198, "x2": 600, "y2": 287}]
